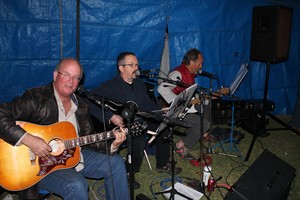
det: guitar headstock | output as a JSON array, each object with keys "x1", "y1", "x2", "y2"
[{"x1": 129, "y1": 121, "x2": 148, "y2": 137}]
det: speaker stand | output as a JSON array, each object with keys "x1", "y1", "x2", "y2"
[{"x1": 245, "y1": 61, "x2": 300, "y2": 161}]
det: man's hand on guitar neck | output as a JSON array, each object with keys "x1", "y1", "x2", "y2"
[
  {"x1": 111, "y1": 127, "x2": 127, "y2": 151},
  {"x1": 161, "y1": 107, "x2": 169, "y2": 116},
  {"x1": 109, "y1": 114, "x2": 128, "y2": 152},
  {"x1": 188, "y1": 87, "x2": 230, "y2": 106},
  {"x1": 21, "y1": 133, "x2": 52, "y2": 157}
]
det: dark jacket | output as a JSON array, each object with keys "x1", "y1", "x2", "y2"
[
  {"x1": 0, "y1": 83, "x2": 114, "y2": 199},
  {"x1": 90, "y1": 74, "x2": 161, "y2": 124},
  {"x1": 0, "y1": 82, "x2": 111, "y2": 153}
]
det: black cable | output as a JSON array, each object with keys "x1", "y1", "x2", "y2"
[{"x1": 256, "y1": 137, "x2": 265, "y2": 150}]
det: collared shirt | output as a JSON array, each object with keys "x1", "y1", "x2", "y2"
[{"x1": 54, "y1": 89, "x2": 78, "y2": 134}]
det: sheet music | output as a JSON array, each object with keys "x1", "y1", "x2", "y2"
[
  {"x1": 155, "y1": 83, "x2": 198, "y2": 134},
  {"x1": 229, "y1": 63, "x2": 248, "y2": 95}
]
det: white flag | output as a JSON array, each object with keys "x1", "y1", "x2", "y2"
[{"x1": 158, "y1": 30, "x2": 170, "y2": 84}]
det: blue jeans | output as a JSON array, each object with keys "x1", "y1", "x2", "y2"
[{"x1": 38, "y1": 149, "x2": 129, "y2": 200}]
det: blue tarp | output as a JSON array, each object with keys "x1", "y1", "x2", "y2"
[{"x1": 0, "y1": 0, "x2": 299, "y2": 114}]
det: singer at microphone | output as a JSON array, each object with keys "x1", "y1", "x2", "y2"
[
  {"x1": 198, "y1": 69, "x2": 218, "y2": 80},
  {"x1": 88, "y1": 52, "x2": 181, "y2": 179}
]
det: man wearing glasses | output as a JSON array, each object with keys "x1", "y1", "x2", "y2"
[
  {"x1": 0, "y1": 58, "x2": 129, "y2": 200},
  {"x1": 89, "y1": 52, "x2": 182, "y2": 190}
]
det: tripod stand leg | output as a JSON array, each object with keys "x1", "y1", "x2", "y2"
[
  {"x1": 244, "y1": 135, "x2": 257, "y2": 161},
  {"x1": 260, "y1": 62, "x2": 300, "y2": 136},
  {"x1": 267, "y1": 112, "x2": 300, "y2": 136}
]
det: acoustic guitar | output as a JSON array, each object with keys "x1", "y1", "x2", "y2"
[{"x1": 0, "y1": 121, "x2": 144, "y2": 191}]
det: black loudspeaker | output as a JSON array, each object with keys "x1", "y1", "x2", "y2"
[
  {"x1": 135, "y1": 193, "x2": 151, "y2": 200},
  {"x1": 225, "y1": 150, "x2": 296, "y2": 200},
  {"x1": 250, "y1": 6, "x2": 293, "y2": 63}
]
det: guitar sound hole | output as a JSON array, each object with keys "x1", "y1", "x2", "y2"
[{"x1": 49, "y1": 139, "x2": 65, "y2": 156}]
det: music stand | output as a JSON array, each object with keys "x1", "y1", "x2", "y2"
[
  {"x1": 212, "y1": 63, "x2": 248, "y2": 156},
  {"x1": 155, "y1": 84, "x2": 197, "y2": 200}
]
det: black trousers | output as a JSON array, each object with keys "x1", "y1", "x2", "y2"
[{"x1": 127, "y1": 121, "x2": 170, "y2": 173}]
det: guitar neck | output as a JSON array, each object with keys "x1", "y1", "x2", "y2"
[{"x1": 63, "y1": 129, "x2": 119, "y2": 149}]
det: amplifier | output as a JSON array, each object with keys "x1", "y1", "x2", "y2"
[
  {"x1": 212, "y1": 99, "x2": 275, "y2": 111},
  {"x1": 225, "y1": 150, "x2": 296, "y2": 200}
]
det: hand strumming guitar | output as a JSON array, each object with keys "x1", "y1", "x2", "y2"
[{"x1": 21, "y1": 133, "x2": 52, "y2": 157}]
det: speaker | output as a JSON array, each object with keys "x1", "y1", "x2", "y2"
[
  {"x1": 225, "y1": 150, "x2": 296, "y2": 200},
  {"x1": 135, "y1": 193, "x2": 151, "y2": 200},
  {"x1": 250, "y1": 6, "x2": 293, "y2": 63}
]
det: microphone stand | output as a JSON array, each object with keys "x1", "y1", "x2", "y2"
[
  {"x1": 206, "y1": 77, "x2": 213, "y2": 154},
  {"x1": 77, "y1": 86, "x2": 137, "y2": 199},
  {"x1": 77, "y1": 86, "x2": 123, "y2": 112},
  {"x1": 141, "y1": 74, "x2": 192, "y2": 88},
  {"x1": 197, "y1": 90, "x2": 206, "y2": 192},
  {"x1": 121, "y1": 103, "x2": 138, "y2": 200},
  {"x1": 154, "y1": 118, "x2": 192, "y2": 200}
]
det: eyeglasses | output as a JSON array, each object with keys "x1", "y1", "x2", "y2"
[
  {"x1": 122, "y1": 63, "x2": 140, "y2": 68},
  {"x1": 57, "y1": 71, "x2": 81, "y2": 82}
]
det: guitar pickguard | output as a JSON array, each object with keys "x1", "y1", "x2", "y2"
[{"x1": 37, "y1": 148, "x2": 76, "y2": 176}]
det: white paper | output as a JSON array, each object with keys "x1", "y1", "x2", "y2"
[{"x1": 163, "y1": 182, "x2": 204, "y2": 200}]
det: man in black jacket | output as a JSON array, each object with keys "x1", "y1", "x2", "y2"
[{"x1": 89, "y1": 52, "x2": 182, "y2": 189}]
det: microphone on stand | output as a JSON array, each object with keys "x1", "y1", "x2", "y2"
[
  {"x1": 77, "y1": 86, "x2": 121, "y2": 112},
  {"x1": 135, "y1": 69, "x2": 158, "y2": 78},
  {"x1": 140, "y1": 69, "x2": 159, "y2": 74},
  {"x1": 198, "y1": 69, "x2": 218, "y2": 80},
  {"x1": 77, "y1": 86, "x2": 103, "y2": 105}
]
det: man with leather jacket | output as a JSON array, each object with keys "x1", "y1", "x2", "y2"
[{"x1": 0, "y1": 58, "x2": 129, "y2": 200}]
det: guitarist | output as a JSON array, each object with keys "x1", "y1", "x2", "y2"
[
  {"x1": 0, "y1": 58, "x2": 129, "y2": 200},
  {"x1": 88, "y1": 52, "x2": 182, "y2": 189},
  {"x1": 157, "y1": 48, "x2": 212, "y2": 160}
]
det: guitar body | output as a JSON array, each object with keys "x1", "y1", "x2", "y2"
[{"x1": 0, "y1": 121, "x2": 80, "y2": 191}]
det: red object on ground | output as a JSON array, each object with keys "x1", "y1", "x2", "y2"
[{"x1": 190, "y1": 154, "x2": 212, "y2": 167}]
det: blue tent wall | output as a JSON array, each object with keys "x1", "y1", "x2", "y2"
[{"x1": 0, "y1": 0, "x2": 299, "y2": 114}]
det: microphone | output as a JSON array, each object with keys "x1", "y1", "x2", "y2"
[
  {"x1": 135, "y1": 69, "x2": 158, "y2": 78},
  {"x1": 77, "y1": 86, "x2": 102, "y2": 105},
  {"x1": 77, "y1": 86, "x2": 122, "y2": 111},
  {"x1": 139, "y1": 69, "x2": 158, "y2": 74},
  {"x1": 198, "y1": 69, "x2": 218, "y2": 80}
]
